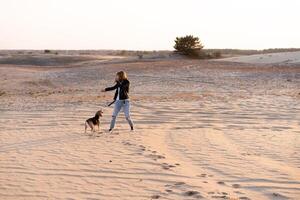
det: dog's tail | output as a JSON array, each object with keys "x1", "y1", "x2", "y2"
[{"x1": 84, "y1": 121, "x2": 88, "y2": 133}]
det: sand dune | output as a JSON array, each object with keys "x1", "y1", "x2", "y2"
[
  {"x1": 0, "y1": 53, "x2": 300, "y2": 199},
  {"x1": 219, "y1": 51, "x2": 300, "y2": 65}
]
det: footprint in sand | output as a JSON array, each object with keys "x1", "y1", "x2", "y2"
[
  {"x1": 139, "y1": 144, "x2": 146, "y2": 150},
  {"x1": 95, "y1": 133, "x2": 104, "y2": 137},
  {"x1": 112, "y1": 132, "x2": 119, "y2": 135},
  {"x1": 174, "y1": 181, "x2": 185, "y2": 186},
  {"x1": 149, "y1": 154, "x2": 166, "y2": 160},
  {"x1": 165, "y1": 181, "x2": 195, "y2": 197},
  {"x1": 217, "y1": 181, "x2": 226, "y2": 185},
  {"x1": 161, "y1": 163, "x2": 176, "y2": 170},
  {"x1": 232, "y1": 184, "x2": 241, "y2": 188},
  {"x1": 198, "y1": 173, "x2": 207, "y2": 177},
  {"x1": 183, "y1": 190, "x2": 202, "y2": 198},
  {"x1": 211, "y1": 195, "x2": 227, "y2": 199},
  {"x1": 211, "y1": 191, "x2": 229, "y2": 199},
  {"x1": 234, "y1": 191, "x2": 244, "y2": 194},
  {"x1": 272, "y1": 192, "x2": 287, "y2": 199},
  {"x1": 151, "y1": 194, "x2": 160, "y2": 199},
  {"x1": 183, "y1": 191, "x2": 199, "y2": 196},
  {"x1": 122, "y1": 141, "x2": 132, "y2": 146},
  {"x1": 239, "y1": 197, "x2": 251, "y2": 200}
]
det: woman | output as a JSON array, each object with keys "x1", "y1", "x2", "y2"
[{"x1": 101, "y1": 71, "x2": 134, "y2": 132}]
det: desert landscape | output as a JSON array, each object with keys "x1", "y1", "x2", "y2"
[{"x1": 0, "y1": 51, "x2": 299, "y2": 200}]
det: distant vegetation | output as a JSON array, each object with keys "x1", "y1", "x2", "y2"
[
  {"x1": 0, "y1": 48, "x2": 300, "y2": 60},
  {"x1": 173, "y1": 35, "x2": 300, "y2": 59},
  {"x1": 174, "y1": 35, "x2": 204, "y2": 58},
  {"x1": 203, "y1": 48, "x2": 300, "y2": 57},
  {"x1": 174, "y1": 35, "x2": 222, "y2": 59},
  {"x1": 44, "y1": 49, "x2": 59, "y2": 55}
]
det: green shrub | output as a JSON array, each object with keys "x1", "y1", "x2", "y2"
[{"x1": 174, "y1": 35, "x2": 204, "y2": 58}]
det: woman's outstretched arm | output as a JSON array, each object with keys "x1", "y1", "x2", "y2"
[{"x1": 102, "y1": 83, "x2": 119, "y2": 92}]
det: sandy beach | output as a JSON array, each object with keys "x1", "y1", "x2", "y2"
[{"x1": 0, "y1": 52, "x2": 300, "y2": 200}]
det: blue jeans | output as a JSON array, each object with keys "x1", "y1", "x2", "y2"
[{"x1": 110, "y1": 100, "x2": 134, "y2": 130}]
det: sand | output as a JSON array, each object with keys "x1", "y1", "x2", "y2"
[
  {"x1": 0, "y1": 52, "x2": 300, "y2": 200},
  {"x1": 218, "y1": 51, "x2": 300, "y2": 65}
]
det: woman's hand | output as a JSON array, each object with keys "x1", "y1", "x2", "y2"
[{"x1": 101, "y1": 89, "x2": 106, "y2": 92}]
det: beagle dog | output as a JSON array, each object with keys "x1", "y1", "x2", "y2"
[{"x1": 85, "y1": 110, "x2": 103, "y2": 133}]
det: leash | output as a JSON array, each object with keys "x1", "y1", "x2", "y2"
[
  {"x1": 107, "y1": 100, "x2": 115, "y2": 107},
  {"x1": 107, "y1": 99, "x2": 127, "y2": 107}
]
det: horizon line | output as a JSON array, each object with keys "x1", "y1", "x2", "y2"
[{"x1": 1, "y1": 47, "x2": 300, "y2": 51}]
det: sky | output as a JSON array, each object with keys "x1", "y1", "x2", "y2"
[{"x1": 0, "y1": 0, "x2": 300, "y2": 50}]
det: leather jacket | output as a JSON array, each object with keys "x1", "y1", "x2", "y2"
[{"x1": 105, "y1": 79, "x2": 130, "y2": 100}]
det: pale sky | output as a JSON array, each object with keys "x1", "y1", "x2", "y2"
[{"x1": 1, "y1": 0, "x2": 300, "y2": 50}]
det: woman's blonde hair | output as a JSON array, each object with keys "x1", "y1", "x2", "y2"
[{"x1": 116, "y1": 71, "x2": 127, "y2": 81}]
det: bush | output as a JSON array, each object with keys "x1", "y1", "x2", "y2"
[
  {"x1": 174, "y1": 35, "x2": 204, "y2": 58},
  {"x1": 120, "y1": 50, "x2": 127, "y2": 56},
  {"x1": 212, "y1": 51, "x2": 222, "y2": 58},
  {"x1": 44, "y1": 49, "x2": 51, "y2": 54}
]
